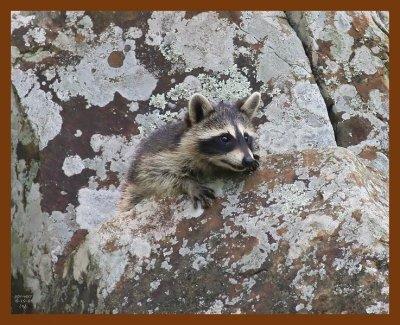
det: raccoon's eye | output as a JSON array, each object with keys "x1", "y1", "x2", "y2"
[
  {"x1": 244, "y1": 133, "x2": 249, "y2": 142},
  {"x1": 220, "y1": 134, "x2": 230, "y2": 143}
]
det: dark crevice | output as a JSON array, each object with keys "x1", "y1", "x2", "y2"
[
  {"x1": 375, "y1": 112, "x2": 388, "y2": 123},
  {"x1": 239, "y1": 267, "x2": 268, "y2": 278},
  {"x1": 326, "y1": 103, "x2": 339, "y2": 144},
  {"x1": 285, "y1": 12, "x2": 339, "y2": 146}
]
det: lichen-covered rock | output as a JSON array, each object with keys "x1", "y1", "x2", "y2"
[
  {"x1": 10, "y1": 11, "x2": 389, "y2": 314},
  {"x1": 286, "y1": 11, "x2": 389, "y2": 173},
  {"x1": 45, "y1": 147, "x2": 388, "y2": 314}
]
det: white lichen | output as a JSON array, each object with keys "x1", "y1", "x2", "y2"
[
  {"x1": 12, "y1": 67, "x2": 63, "y2": 150},
  {"x1": 62, "y1": 155, "x2": 85, "y2": 177},
  {"x1": 146, "y1": 11, "x2": 236, "y2": 73}
]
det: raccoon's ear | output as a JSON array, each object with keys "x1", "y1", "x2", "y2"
[
  {"x1": 240, "y1": 92, "x2": 261, "y2": 118},
  {"x1": 188, "y1": 93, "x2": 214, "y2": 124}
]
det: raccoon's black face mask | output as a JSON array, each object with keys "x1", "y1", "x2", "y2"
[{"x1": 188, "y1": 92, "x2": 261, "y2": 172}]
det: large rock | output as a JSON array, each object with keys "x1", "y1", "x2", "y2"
[
  {"x1": 286, "y1": 11, "x2": 389, "y2": 173},
  {"x1": 46, "y1": 147, "x2": 388, "y2": 314},
  {"x1": 10, "y1": 11, "x2": 388, "y2": 314}
]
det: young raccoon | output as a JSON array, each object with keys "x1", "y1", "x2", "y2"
[{"x1": 118, "y1": 92, "x2": 261, "y2": 211}]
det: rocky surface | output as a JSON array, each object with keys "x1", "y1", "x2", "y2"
[
  {"x1": 286, "y1": 11, "x2": 389, "y2": 174},
  {"x1": 11, "y1": 11, "x2": 389, "y2": 314}
]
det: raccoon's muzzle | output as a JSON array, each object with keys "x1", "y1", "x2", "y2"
[{"x1": 242, "y1": 155, "x2": 259, "y2": 171}]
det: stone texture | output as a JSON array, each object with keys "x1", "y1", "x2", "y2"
[
  {"x1": 47, "y1": 148, "x2": 388, "y2": 314},
  {"x1": 286, "y1": 11, "x2": 389, "y2": 173},
  {"x1": 10, "y1": 11, "x2": 389, "y2": 314}
]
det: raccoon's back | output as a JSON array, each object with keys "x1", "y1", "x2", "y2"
[{"x1": 126, "y1": 121, "x2": 187, "y2": 182}]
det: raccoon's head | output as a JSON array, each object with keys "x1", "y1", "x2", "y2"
[{"x1": 185, "y1": 92, "x2": 261, "y2": 172}]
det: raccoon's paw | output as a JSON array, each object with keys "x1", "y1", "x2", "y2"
[
  {"x1": 117, "y1": 195, "x2": 135, "y2": 214},
  {"x1": 117, "y1": 183, "x2": 143, "y2": 213},
  {"x1": 189, "y1": 185, "x2": 215, "y2": 209}
]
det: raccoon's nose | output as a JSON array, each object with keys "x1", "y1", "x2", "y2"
[{"x1": 242, "y1": 156, "x2": 255, "y2": 168}]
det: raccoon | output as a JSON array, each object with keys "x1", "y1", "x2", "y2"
[{"x1": 118, "y1": 92, "x2": 261, "y2": 212}]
